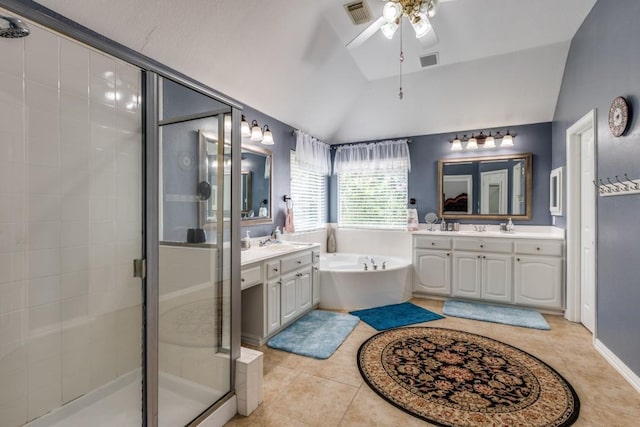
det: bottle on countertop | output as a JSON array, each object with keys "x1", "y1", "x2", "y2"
[
  {"x1": 440, "y1": 219, "x2": 447, "y2": 231},
  {"x1": 241, "y1": 230, "x2": 251, "y2": 250},
  {"x1": 506, "y1": 218, "x2": 515, "y2": 232},
  {"x1": 273, "y1": 226, "x2": 281, "y2": 242}
]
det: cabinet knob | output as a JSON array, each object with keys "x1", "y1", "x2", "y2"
[
  {"x1": 517, "y1": 258, "x2": 520, "y2": 262},
  {"x1": 313, "y1": 267, "x2": 318, "y2": 271},
  {"x1": 273, "y1": 268, "x2": 278, "y2": 272},
  {"x1": 241, "y1": 278, "x2": 245, "y2": 282},
  {"x1": 480, "y1": 244, "x2": 484, "y2": 248},
  {"x1": 431, "y1": 242, "x2": 435, "y2": 246},
  {"x1": 297, "y1": 260, "x2": 302, "y2": 264},
  {"x1": 536, "y1": 247, "x2": 541, "y2": 251},
  {"x1": 477, "y1": 255, "x2": 481, "y2": 259},
  {"x1": 483, "y1": 256, "x2": 486, "y2": 259},
  {"x1": 447, "y1": 253, "x2": 450, "y2": 256}
]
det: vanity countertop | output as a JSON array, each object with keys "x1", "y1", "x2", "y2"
[
  {"x1": 412, "y1": 226, "x2": 565, "y2": 241},
  {"x1": 241, "y1": 242, "x2": 320, "y2": 266}
]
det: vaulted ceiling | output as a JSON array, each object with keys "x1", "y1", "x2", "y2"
[{"x1": 37, "y1": 0, "x2": 597, "y2": 143}]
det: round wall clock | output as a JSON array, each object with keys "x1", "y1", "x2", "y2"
[{"x1": 609, "y1": 96, "x2": 629, "y2": 137}]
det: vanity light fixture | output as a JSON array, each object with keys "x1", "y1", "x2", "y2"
[
  {"x1": 466, "y1": 135, "x2": 478, "y2": 150},
  {"x1": 501, "y1": 130, "x2": 514, "y2": 147},
  {"x1": 250, "y1": 120, "x2": 263, "y2": 142},
  {"x1": 484, "y1": 133, "x2": 496, "y2": 149},
  {"x1": 450, "y1": 135, "x2": 463, "y2": 151},
  {"x1": 261, "y1": 125, "x2": 274, "y2": 145},
  {"x1": 448, "y1": 131, "x2": 516, "y2": 151},
  {"x1": 240, "y1": 115, "x2": 251, "y2": 138}
]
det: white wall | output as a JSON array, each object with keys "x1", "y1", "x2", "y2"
[{"x1": 0, "y1": 18, "x2": 142, "y2": 426}]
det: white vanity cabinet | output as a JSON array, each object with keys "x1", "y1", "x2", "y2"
[
  {"x1": 514, "y1": 241, "x2": 563, "y2": 309},
  {"x1": 452, "y1": 239, "x2": 512, "y2": 303},
  {"x1": 241, "y1": 245, "x2": 320, "y2": 346},
  {"x1": 412, "y1": 231, "x2": 564, "y2": 311},
  {"x1": 413, "y1": 236, "x2": 452, "y2": 295}
]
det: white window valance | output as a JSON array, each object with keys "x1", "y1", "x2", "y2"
[
  {"x1": 333, "y1": 139, "x2": 411, "y2": 174},
  {"x1": 294, "y1": 130, "x2": 331, "y2": 176}
]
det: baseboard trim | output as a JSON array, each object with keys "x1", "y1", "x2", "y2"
[{"x1": 594, "y1": 339, "x2": 640, "y2": 394}]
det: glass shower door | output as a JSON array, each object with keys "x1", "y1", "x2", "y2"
[{"x1": 156, "y1": 78, "x2": 232, "y2": 426}]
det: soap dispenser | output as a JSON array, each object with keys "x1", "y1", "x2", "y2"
[
  {"x1": 241, "y1": 230, "x2": 251, "y2": 250},
  {"x1": 273, "y1": 226, "x2": 281, "y2": 243}
]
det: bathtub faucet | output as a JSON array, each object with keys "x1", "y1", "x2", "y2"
[{"x1": 363, "y1": 263, "x2": 368, "y2": 271}]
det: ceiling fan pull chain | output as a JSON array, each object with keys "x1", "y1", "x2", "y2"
[{"x1": 399, "y1": 19, "x2": 404, "y2": 100}]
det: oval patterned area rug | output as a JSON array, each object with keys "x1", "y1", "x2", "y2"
[{"x1": 357, "y1": 327, "x2": 579, "y2": 426}]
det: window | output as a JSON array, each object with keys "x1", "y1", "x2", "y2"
[
  {"x1": 338, "y1": 163, "x2": 408, "y2": 229},
  {"x1": 290, "y1": 150, "x2": 327, "y2": 231}
]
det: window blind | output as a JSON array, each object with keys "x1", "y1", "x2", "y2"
[
  {"x1": 290, "y1": 150, "x2": 327, "y2": 231},
  {"x1": 338, "y1": 163, "x2": 408, "y2": 229}
]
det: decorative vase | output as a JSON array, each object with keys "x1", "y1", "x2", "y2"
[{"x1": 327, "y1": 227, "x2": 336, "y2": 253}]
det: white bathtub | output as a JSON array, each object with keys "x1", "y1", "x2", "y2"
[{"x1": 319, "y1": 253, "x2": 413, "y2": 310}]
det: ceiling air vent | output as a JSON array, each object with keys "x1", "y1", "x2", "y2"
[
  {"x1": 419, "y1": 52, "x2": 439, "y2": 68},
  {"x1": 344, "y1": 1, "x2": 372, "y2": 25}
]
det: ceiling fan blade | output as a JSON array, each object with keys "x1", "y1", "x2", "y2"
[
  {"x1": 418, "y1": 25, "x2": 439, "y2": 48},
  {"x1": 346, "y1": 16, "x2": 386, "y2": 49}
]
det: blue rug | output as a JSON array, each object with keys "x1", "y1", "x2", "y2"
[
  {"x1": 350, "y1": 302, "x2": 444, "y2": 331},
  {"x1": 442, "y1": 300, "x2": 550, "y2": 330},
  {"x1": 267, "y1": 310, "x2": 359, "y2": 359}
]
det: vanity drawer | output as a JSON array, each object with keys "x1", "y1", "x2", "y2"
[
  {"x1": 280, "y1": 251, "x2": 312, "y2": 274},
  {"x1": 515, "y1": 241, "x2": 563, "y2": 256},
  {"x1": 241, "y1": 265, "x2": 262, "y2": 290},
  {"x1": 414, "y1": 236, "x2": 451, "y2": 250},
  {"x1": 454, "y1": 239, "x2": 512, "y2": 253},
  {"x1": 265, "y1": 260, "x2": 280, "y2": 280}
]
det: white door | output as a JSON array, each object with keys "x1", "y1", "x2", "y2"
[
  {"x1": 580, "y1": 129, "x2": 596, "y2": 332},
  {"x1": 452, "y1": 252, "x2": 482, "y2": 299},
  {"x1": 481, "y1": 169, "x2": 508, "y2": 214},
  {"x1": 281, "y1": 275, "x2": 298, "y2": 324},
  {"x1": 414, "y1": 250, "x2": 451, "y2": 295},
  {"x1": 512, "y1": 163, "x2": 523, "y2": 215},
  {"x1": 482, "y1": 254, "x2": 513, "y2": 303},
  {"x1": 297, "y1": 269, "x2": 312, "y2": 312}
]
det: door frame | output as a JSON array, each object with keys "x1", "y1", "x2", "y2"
[{"x1": 565, "y1": 109, "x2": 597, "y2": 328}]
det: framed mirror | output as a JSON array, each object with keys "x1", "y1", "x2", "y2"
[
  {"x1": 198, "y1": 130, "x2": 273, "y2": 226},
  {"x1": 438, "y1": 153, "x2": 532, "y2": 220}
]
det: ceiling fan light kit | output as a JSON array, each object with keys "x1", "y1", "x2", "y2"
[{"x1": 382, "y1": 0, "x2": 438, "y2": 39}]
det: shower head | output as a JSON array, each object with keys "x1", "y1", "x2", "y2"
[{"x1": 0, "y1": 15, "x2": 30, "y2": 38}]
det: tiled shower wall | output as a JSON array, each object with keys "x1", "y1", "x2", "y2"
[{"x1": 0, "y1": 19, "x2": 142, "y2": 426}]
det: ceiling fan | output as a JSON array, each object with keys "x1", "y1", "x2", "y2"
[{"x1": 346, "y1": 0, "x2": 451, "y2": 49}]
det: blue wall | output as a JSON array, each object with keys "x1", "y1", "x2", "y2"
[
  {"x1": 552, "y1": 0, "x2": 640, "y2": 377},
  {"x1": 239, "y1": 106, "x2": 297, "y2": 238},
  {"x1": 328, "y1": 122, "x2": 553, "y2": 225}
]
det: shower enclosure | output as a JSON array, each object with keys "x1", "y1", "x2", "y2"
[{"x1": 0, "y1": 4, "x2": 240, "y2": 427}]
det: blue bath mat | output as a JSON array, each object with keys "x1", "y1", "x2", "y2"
[
  {"x1": 267, "y1": 310, "x2": 359, "y2": 359},
  {"x1": 443, "y1": 300, "x2": 550, "y2": 330},
  {"x1": 350, "y1": 302, "x2": 444, "y2": 331}
]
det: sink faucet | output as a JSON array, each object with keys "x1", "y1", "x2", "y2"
[{"x1": 259, "y1": 238, "x2": 272, "y2": 247}]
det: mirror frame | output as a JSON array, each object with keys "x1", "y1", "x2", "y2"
[
  {"x1": 438, "y1": 152, "x2": 533, "y2": 220},
  {"x1": 240, "y1": 143, "x2": 273, "y2": 226}
]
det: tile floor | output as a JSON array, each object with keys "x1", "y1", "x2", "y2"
[{"x1": 226, "y1": 297, "x2": 640, "y2": 427}]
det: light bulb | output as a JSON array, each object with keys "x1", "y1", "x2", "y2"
[
  {"x1": 484, "y1": 134, "x2": 496, "y2": 149},
  {"x1": 501, "y1": 132, "x2": 514, "y2": 147},
  {"x1": 381, "y1": 20, "x2": 399, "y2": 39},
  {"x1": 383, "y1": 2, "x2": 402, "y2": 22},
  {"x1": 240, "y1": 115, "x2": 251, "y2": 138},
  {"x1": 411, "y1": 15, "x2": 432, "y2": 38},
  {"x1": 261, "y1": 125, "x2": 274, "y2": 145},
  {"x1": 250, "y1": 120, "x2": 263, "y2": 142}
]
